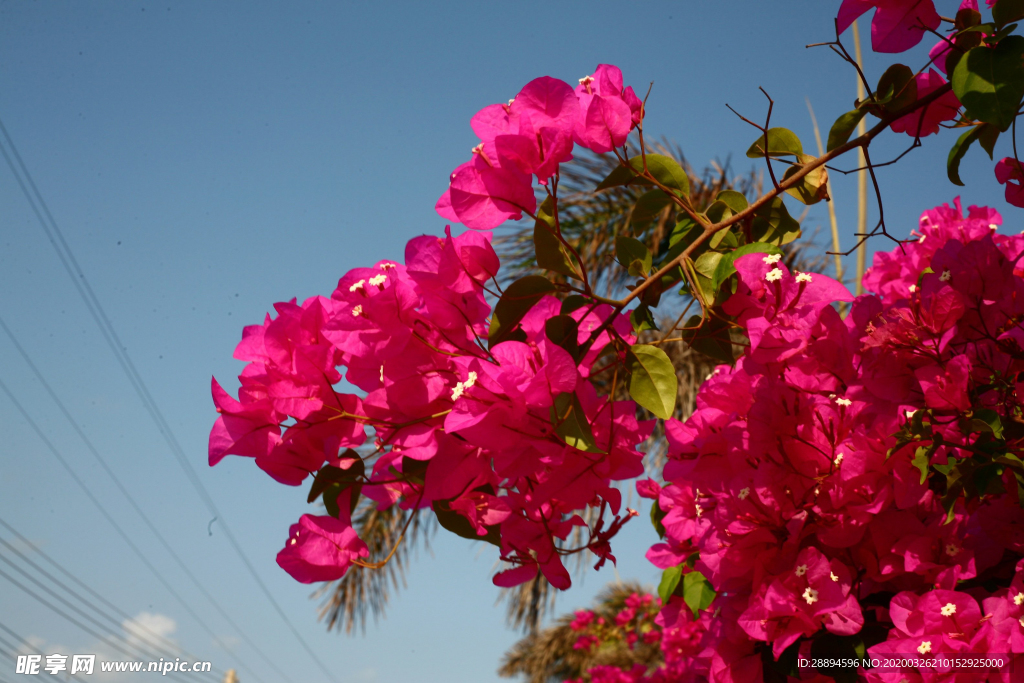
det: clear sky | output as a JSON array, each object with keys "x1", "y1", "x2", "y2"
[{"x1": 0, "y1": 2, "x2": 1014, "y2": 682}]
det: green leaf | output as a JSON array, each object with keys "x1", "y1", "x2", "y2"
[
  {"x1": 716, "y1": 190, "x2": 749, "y2": 213},
  {"x1": 911, "y1": 445, "x2": 934, "y2": 485},
  {"x1": 630, "y1": 189, "x2": 672, "y2": 229},
  {"x1": 948, "y1": 126, "x2": 984, "y2": 186},
  {"x1": 650, "y1": 500, "x2": 667, "y2": 538},
  {"x1": 551, "y1": 392, "x2": 604, "y2": 453},
  {"x1": 953, "y1": 36, "x2": 1024, "y2": 131},
  {"x1": 875, "y1": 64, "x2": 917, "y2": 110},
  {"x1": 704, "y1": 199, "x2": 732, "y2": 224},
  {"x1": 751, "y1": 197, "x2": 801, "y2": 245},
  {"x1": 489, "y1": 276, "x2": 557, "y2": 348},
  {"x1": 630, "y1": 304, "x2": 659, "y2": 334},
  {"x1": 782, "y1": 153, "x2": 830, "y2": 205},
  {"x1": 994, "y1": 0, "x2": 1024, "y2": 27},
  {"x1": 827, "y1": 109, "x2": 867, "y2": 151},
  {"x1": 616, "y1": 235, "x2": 653, "y2": 277},
  {"x1": 534, "y1": 198, "x2": 582, "y2": 281},
  {"x1": 432, "y1": 499, "x2": 501, "y2": 546},
  {"x1": 711, "y1": 242, "x2": 784, "y2": 293},
  {"x1": 745, "y1": 127, "x2": 803, "y2": 158},
  {"x1": 307, "y1": 452, "x2": 365, "y2": 504},
  {"x1": 682, "y1": 571, "x2": 716, "y2": 617},
  {"x1": 682, "y1": 313, "x2": 735, "y2": 364},
  {"x1": 625, "y1": 344, "x2": 678, "y2": 419},
  {"x1": 693, "y1": 251, "x2": 723, "y2": 279},
  {"x1": 545, "y1": 315, "x2": 581, "y2": 361},
  {"x1": 323, "y1": 481, "x2": 362, "y2": 519},
  {"x1": 596, "y1": 154, "x2": 690, "y2": 197},
  {"x1": 980, "y1": 123, "x2": 1001, "y2": 158},
  {"x1": 971, "y1": 408, "x2": 1005, "y2": 438},
  {"x1": 658, "y1": 565, "x2": 683, "y2": 604}
]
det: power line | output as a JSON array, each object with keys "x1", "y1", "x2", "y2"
[
  {"x1": 0, "y1": 112, "x2": 338, "y2": 683},
  {"x1": 0, "y1": 554, "x2": 216, "y2": 680},
  {"x1": 0, "y1": 317, "x2": 294, "y2": 683},
  {"x1": 0, "y1": 566, "x2": 203, "y2": 683},
  {"x1": 0, "y1": 620, "x2": 87, "y2": 683},
  {"x1": 0, "y1": 530, "x2": 215, "y2": 673},
  {"x1": 0, "y1": 375, "x2": 266, "y2": 683}
]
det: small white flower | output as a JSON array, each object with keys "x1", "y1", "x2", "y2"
[
  {"x1": 765, "y1": 268, "x2": 784, "y2": 282},
  {"x1": 471, "y1": 143, "x2": 485, "y2": 155},
  {"x1": 835, "y1": 397, "x2": 852, "y2": 407},
  {"x1": 694, "y1": 503, "x2": 703, "y2": 518},
  {"x1": 369, "y1": 274, "x2": 387, "y2": 287},
  {"x1": 352, "y1": 305, "x2": 363, "y2": 317},
  {"x1": 917, "y1": 640, "x2": 932, "y2": 655},
  {"x1": 945, "y1": 543, "x2": 960, "y2": 557},
  {"x1": 940, "y1": 602, "x2": 957, "y2": 617},
  {"x1": 379, "y1": 365, "x2": 385, "y2": 382},
  {"x1": 909, "y1": 284, "x2": 917, "y2": 293},
  {"x1": 1014, "y1": 592, "x2": 1024, "y2": 606},
  {"x1": 939, "y1": 270, "x2": 951, "y2": 282},
  {"x1": 465, "y1": 371, "x2": 478, "y2": 389},
  {"x1": 578, "y1": 75, "x2": 594, "y2": 86},
  {"x1": 380, "y1": 262, "x2": 397, "y2": 270},
  {"x1": 830, "y1": 571, "x2": 840, "y2": 582},
  {"x1": 290, "y1": 538, "x2": 297, "y2": 545},
  {"x1": 795, "y1": 564, "x2": 808, "y2": 577},
  {"x1": 802, "y1": 587, "x2": 819, "y2": 605},
  {"x1": 906, "y1": 409, "x2": 917, "y2": 419},
  {"x1": 451, "y1": 382, "x2": 466, "y2": 401},
  {"x1": 990, "y1": 223, "x2": 999, "y2": 231},
  {"x1": 795, "y1": 272, "x2": 813, "y2": 283},
  {"x1": 349, "y1": 279, "x2": 366, "y2": 292},
  {"x1": 762, "y1": 253, "x2": 782, "y2": 265},
  {"x1": 738, "y1": 487, "x2": 751, "y2": 500},
  {"x1": 833, "y1": 452, "x2": 844, "y2": 466}
]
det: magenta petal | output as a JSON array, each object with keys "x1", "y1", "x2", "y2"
[
  {"x1": 449, "y1": 163, "x2": 537, "y2": 230},
  {"x1": 492, "y1": 564, "x2": 538, "y2": 587},
  {"x1": 837, "y1": 0, "x2": 874, "y2": 34},
  {"x1": 871, "y1": 0, "x2": 940, "y2": 53}
]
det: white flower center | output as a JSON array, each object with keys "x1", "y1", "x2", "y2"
[
  {"x1": 940, "y1": 602, "x2": 956, "y2": 617},
  {"x1": 833, "y1": 452, "x2": 844, "y2": 466},
  {"x1": 795, "y1": 564, "x2": 808, "y2": 577},
  {"x1": 909, "y1": 284, "x2": 917, "y2": 293},
  {"x1": 802, "y1": 587, "x2": 819, "y2": 605},
  {"x1": 369, "y1": 274, "x2": 387, "y2": 287},
  {"x1": 939, "y1": 270, "x2": 951, "y2": 282},
  {"x1": 917, "y1": 640, "x2": 932, "y2": 655},
  {"x1": 765, "y1": 268, "x2": 784, "y2": 282},
  {"x1": 465, "y1": 371, "x2": 478, "y2": 388},
  {"x1": 830, "y1": 572, "x2": 839, "y2": 582},
  {"x1": 352, "y1": 305, "x2": 363, "y2": 317},
  {"x1": 349, "y1": 279, "x2": 366, "y2": 292},
  {"x1": 835, "y1": 397, "x2": 852, "y2": 407},
  {"x1": 694, "y1": 503, "x2": 703, "y2": 517},
  {"x1": 380, "y1": 262, "x2": 397, "y2": 270},
  {"x1": 795, "y1": 272, "x2": 812, "y2": 283},
  {"x1": 451, "y1": 383, "x2": 465, "y2": 401},
  {"x1": 762, "y1": 254, "x2": 782, "y2": 265},
  {"x1": 945, "y1": 543, "x2": 960, "y2": 557},
  {"x1": 738, "y1": 487, "x2": 750, "y2": 500},
  {"x1": 1014, "y1": 592, "x2": 1024, "y2": 606},
  {"x1": 990, "y1": 223, "x2": 999, "y2": 230}
]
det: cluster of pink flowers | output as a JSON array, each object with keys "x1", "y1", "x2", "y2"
[
  {"x1": 210, "y1": 233, "x2": 649, "y2": 589},
  {"x1": 636, "y1": 198, "x2": 1024, "y2": 681},
  {"x1": 435, "y1": 64, "x2": 643, "y2": 229}
]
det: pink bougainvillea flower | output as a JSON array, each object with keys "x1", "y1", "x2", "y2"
[
  {"x1": 838, "y1": 0, "x2": 941, "y2": 53},
  {"x1": 996, "y1": 157, "x2": 1024, "y2": 208},
  {"x1": 275, "y1": 513, "x2": 368, "y2": 583},
  {"x1": 889, "y1": 69, "x2": 960, "y2": 137},
  {"x1": 445, "y1": 156, "x2": 537, "y2": 230},
  {"x1": 574, "y1": 64, "x2": 641, "y2": 153},
  {"x1": 495, "y1": 76, "x2": 578, "y2": 182}
]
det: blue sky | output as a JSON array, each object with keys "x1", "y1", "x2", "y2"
[{"x1": 0, "y1": 2, "x2": 1015, "y2": 682}]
